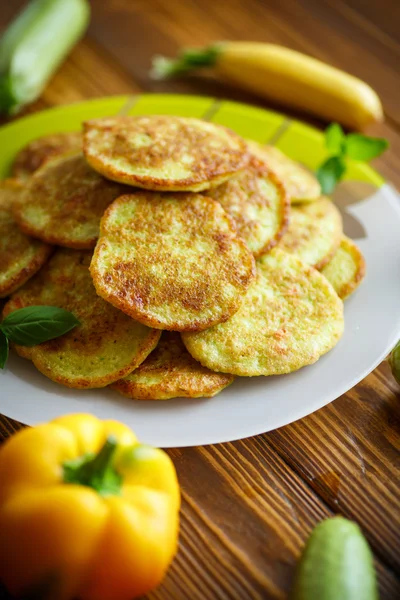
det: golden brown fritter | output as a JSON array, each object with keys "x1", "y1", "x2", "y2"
[
  {"x1": 182, "y1": 248, "x2": 344, "y2": 376},
  {"x1": 90, "y1": 192, "x2": 256, "y2": 331},
  {"x1": 112, "y1": 332, "x2": 234, "y2": 400},
  {"x1": 0, "y1": 181, "x2": 52, "y2": 299},
  {"x1": 248, "y1": 141, "x2": 321, "y2": 203},
  {"x1": 205, "y1": 157, "x2": 289, "y2": 257},
  {"x1": 321, "y1": 236, "x2": 366, "y2": 300},
  {"x1": 13, "y1": 154, "x2": 128, "y2": 249},
  {"x1": 278, "y1": 197, "x2": 342, "y2": 269},
  {"x1": 11, "y1": 132, "x2": 82, "y2": 179},
  {"x1": 3, "y1": 249, "x2": 160, "y2": 388},
  {"x1": 83, "y1": 115, "x2": 249, "y2": 191}
]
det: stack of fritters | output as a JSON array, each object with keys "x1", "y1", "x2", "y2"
[{"x1": 1, "y1": 115, "x2": 366, "y2": 399}]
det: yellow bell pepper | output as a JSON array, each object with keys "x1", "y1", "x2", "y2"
[{"x1": 0, "y1": 414, "x2": 180, "y2": 600}]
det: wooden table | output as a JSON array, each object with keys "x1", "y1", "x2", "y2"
[{"x1": 1, "y1": 1, "x2": 399, "y2": 598}]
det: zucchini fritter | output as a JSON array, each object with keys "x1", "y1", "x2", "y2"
[
  {"x1": 278, "y1": 197, "x2": 342, "y2": 269},
  {"x1": 13, "y1": 154, "x2": 127, "y2": 249},
  {"x1": 112, "y1": 332, "x2": 234, "y2": 400},
  {"x1": 182, "y1": 249, "x2": 344, "y2": 376},
  {"x1": 248, "y1": 141, "x2": 321, "y2": 203},
  {"x1": 83, "y1": 115, "x2": 249, "y2": 191},
  {"x1": 0, "y1": 181, "x2": 52, "y2": 299},
  {"x1": 3, "y1": 249, "x2": 160, "y2": 388},
  {"x1": 206, "y1": 157, "x2": 289, "y2": 257},
  {"x1": 322, "y1": 236, "x2": 366, "y2": 300},
  {"x1": 90, "y1": 192, "x2": 256, "y2": 331},
  {"x1": 11, "y1": 132, "x2": 82, "y2": 179}
]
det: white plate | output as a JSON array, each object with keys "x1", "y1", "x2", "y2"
[{"x1": 1, "y1": 95, "x2": 400, "y2": 447}]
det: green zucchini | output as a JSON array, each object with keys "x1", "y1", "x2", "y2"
[
  {"x1": 291, "y1": 517, "x2": 379, "y2": 600},
  {"x1": 389, "y1": 340, "x2": 400, "y2": 385},
  {"x1": 0, "y1": 0, "x2": 90, "y2": 114}
]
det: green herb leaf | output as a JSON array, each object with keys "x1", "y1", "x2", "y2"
[
  {"x1": 0, "y1": 306, "x2": 79, "y2": 347},
  {"x1": 316, "y1": 156, "x2": 346, "y2": 194},
  {"x1": 345, "y1": 134, "x2": 389, "y2": 161},
  {"x1": 317, "y1": 124, "x2": 388, "y2": 193},
  {"x1": 0, "y1": 330, "x2": 9, "y2": 369},
  {"x1": 325, "y1": 123, "x2": 345, "y2": 155}
]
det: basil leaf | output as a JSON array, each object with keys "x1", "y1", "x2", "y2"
[
  {"x1": 316, "y1": 156, "x2": 346, "y2": 195},
  {"x1": 325, "y1": 123, "x2": 345, "y2": 155},
  {"x1": 1, "y1": 306, "x2": 79, "y2": 347},
  {"x1": 345, "y1": 134, "x2": 389, "y2": 161},
  {"x1": 0, "y1": 330, "x2": 9, "y2": 369}
]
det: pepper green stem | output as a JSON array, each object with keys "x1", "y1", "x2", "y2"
[
  {"x1": 150, "y1": 43, "x2": 223, "y2": 79},
  {"x1": 63, "y1": 435, "x2": 122, "y2": 496}
]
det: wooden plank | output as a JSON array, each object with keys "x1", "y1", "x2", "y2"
[
  {"x1": 344, "y1": 0, "x2": 400, "y2": 47},
  {"x1": 0, "y1": 1, "x2": 399, "y2": 598},
  {"x1": 0, "y1": 3, "x2": 138, "y2": 116},
  {"x1": 86, "y1": 0, "x2": 400, "y2": 189},
  {"x1": 0, "y1": 1, "x2": 25, "y2": 27},
  {"x1": 267, "y1": 361, "x2": 400, "y2": 574},
  {"x1": 87, "y1": 0, "x2": 400, "y2": 124},
  {"x1": 39, "y1": 39, "x2": 139, "y2": 106},
  {"x1": 0, "y1": 37, "x2": 139, "y2": 128},
  {"x1": 2, "y1": 1, "x2": 400, "y2": 129},
  {"x1": 255, "y1": 0, "x2": 400, "y2": 123},
  {"x1": 0, "y1": 415, "x2": 399, "y2": 599},
  {"x1": 3, "y1": 2, "x2": 400, "y2": 190}
]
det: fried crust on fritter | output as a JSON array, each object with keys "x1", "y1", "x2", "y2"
[
  {"x1": 0, "y1": 181, "x2": 52, "y2": 299},
  {"x1": 182, "y1": 248, "x2": 344, "y2": 376},
  {"x1": 247, "y1": 141, "x2": 321, "y2": 203},
  {"x1": 90, "y1": 192, "x2": 256, "y2": 331},
  {"x1": 83, "y1": 115, "x2": 249, "y2": 191},
  {"x1": 111, "y1": 331, "x2": 234, "y2": 400},
  {"x1": 13, "y1": 154, "x2": 127, "y2": 249},
  {"x1": 278, "y1": 197, "x2": 342, "y2": 269},
  {"x1": 3, "y1": 249, "x2": 161, "y2": 388},
  {"x1": 321, "y1": 236, "x2": 366, "y2": 300},
  {"x1": 11, "y1": 132, "x2": 82, "y2": 179},
  {"x1": 205, "y1": 157, "x2": 289, "y2": 258}
]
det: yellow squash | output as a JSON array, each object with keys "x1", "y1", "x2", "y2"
[
  {"x1": 0, "y1": 414, "x2": 180, "y2": 600},
  {"x1": 152, "y1": 42, "x2": 383, "y2": 130}
]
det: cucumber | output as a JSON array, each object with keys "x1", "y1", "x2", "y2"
[{"x1": 291, "y1": 517, "x2": 378, "y2": 600}]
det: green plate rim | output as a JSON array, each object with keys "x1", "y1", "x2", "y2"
[{"x1": 0, "y1": 93, "x2": 385, "y2": 187}]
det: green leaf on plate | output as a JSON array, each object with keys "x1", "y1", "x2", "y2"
[
  {"x1": 325, "y1": 123, "x2": 345, "y2": 155},
  {"x1": 0, "y1": 306, "x2": 80, "y2": 347},
  {"x1": 316, "y1": 156, "x2": 346, "y2": 195},
  {"x1": 345, "y1": 134, "x2": 389, "y2": 161},
  {"x1": 0, "y1": 330, "x2": 9, "y2": 369}
]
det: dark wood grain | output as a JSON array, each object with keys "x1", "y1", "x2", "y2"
[
  {"x1": 0, "y1": 1, "x2": 399, "y2": 599},
  {"x1": 344, "y1": 0, "x2": 400, "y2": 48},
  {"x1": 87, "y1": 0, "x2": 400, "y2": 123},
  {"x1": 1, "y1": 415, "x2": 399, "y2": 600},
  {"x1": 268, "y1": 361, "x2": 400, "y2": 572}
]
